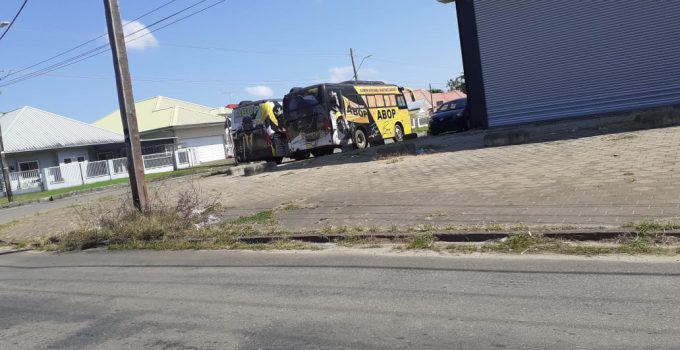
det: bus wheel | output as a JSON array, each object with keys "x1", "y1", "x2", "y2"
[
  {"x1": 293, "y1": 151, "x2": 310, "y2": 161},
  {"x1": 354, "y1": 128, "x2": 368, "y2": 149},
  {"x1": 273, "y1": 157, "x2": 284, "y2": 164},
  {"x1": 393, "y1": 124, "x2": 404, "y2": 142}
]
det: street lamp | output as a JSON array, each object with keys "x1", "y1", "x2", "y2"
[
  {"x1": 0, "y1": 21, "x2": 10, "y2": 29},
  {"x1": 356, "y1": 54, "x2": 373, "y2": 78}
]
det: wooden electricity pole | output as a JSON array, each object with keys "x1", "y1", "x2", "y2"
[
  {"x1": 350, "y1": 48, "x2": 358, "y2": 81},
  {"x1": 103, "y1": 0, "x2": 148, "y2": 210}
]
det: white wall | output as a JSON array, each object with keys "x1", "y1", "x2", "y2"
[{"x1": 174, "y1": 125, "x2": 228, "y2": 163}]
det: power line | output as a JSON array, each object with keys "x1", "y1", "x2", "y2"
[
  {"x1": 0, "y1": 0, "x2": 226, "y2": 88},
  {"x1": 163, "y1": 43, "x2": 348, "y2": 58},
  {"x1": 1, "y1": 0, "x2": 182, "y2": 80},
  {"x1": 41, "y1": 72, "x2": 325, "y2": 86},
  {"x1": 0, "y1": 0, "x2": 29, "y2": 42}
]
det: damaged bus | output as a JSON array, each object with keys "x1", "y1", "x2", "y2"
[
  {"x1": 230, "y1": 100, "x2": 288, "y2": 164},
  {"x1": 282, "y1": 81, "x2": 416, "y2": 155}
]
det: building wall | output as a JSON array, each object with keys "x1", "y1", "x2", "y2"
[
  {"x1": 473, "y1": 0, "x2": 680, "y2": 127},
  {"x1": 174, "y1": 126, "x2": 228, "y2": 163},
  {"x1": 6, "y1": 150, "x2": 58, "y2": 172},
  {"x1": 57, "y1": 147, "x2": 90, "y2": 165},
  {"x1": 174, "y1": 125, "x2": 225, "y2": 140}
]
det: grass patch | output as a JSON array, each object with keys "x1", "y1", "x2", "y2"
[
  {"x1": 231, "y1": 210, "x2": 276, "y2": 225},
  {"x1": 334, "y1": 235, "x2": 381, "y2": 247},
  {"x1": 0, "y1": 166, "x2": 221, "y2": 205},
  {"x1": 385, "y1": 157, "x2": 404, "y2": 164},
  {"x1": 406, "y1": 233, "x2": 436, "y2": 250},
  {"x1": 444, "y1": 233, "x2": 676, "y2": 256},
  {"x1": 110, "y1": 238, "x2": 316, "y2": 251},
  {"x1": 607, "y1": 134, "x2": 639, "y2": 142},
  {"x1": 280, "y1": 202, "x2": 304, "y2": 211},
  {"x1": 623, "y1": 221, "x2": 680, "y2": 234}
]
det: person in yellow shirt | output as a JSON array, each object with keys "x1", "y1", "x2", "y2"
[{"x1": 258, "y1": 101, "x2": 287, "y2": 157}]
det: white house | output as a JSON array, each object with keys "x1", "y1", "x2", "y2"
[
  {"x1": 0, "y1": 106, "x2": 125, "y2": 195},
  {"x1": 94, "y1": 96, "x2": 233, "y2": 164}
]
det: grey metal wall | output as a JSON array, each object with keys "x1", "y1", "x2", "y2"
[{"x1": 474, "y1": 0, "x2": 680, "y2": 127}]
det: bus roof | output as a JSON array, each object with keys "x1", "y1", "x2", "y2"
[
  {"x1": 287, "y1": 81, "x2": 399, "y2": 94},
  {"x1": 236, "y1": 99, "x2": 282, "y2": 108}
]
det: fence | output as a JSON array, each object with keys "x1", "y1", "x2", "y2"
[
  {"x1": 86, "y1": 160, "x2": 110, "y2": 178},
  {"x1": 1, "y1": 148, "x2": 201, "y2": 197},
  {"x1": 143, "y1": 153, "x2": 174, "y2": 170},
  {"x1": 0, "y1": 170, "x2": 44, "y2": 195}
]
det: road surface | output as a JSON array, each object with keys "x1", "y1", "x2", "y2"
[{"x1": 1, "y1": 250, "x2": 679, "y2": 349}]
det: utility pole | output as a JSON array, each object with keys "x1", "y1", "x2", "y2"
[
  {"x1": 0, "y1": 121, "x2": 13, "y2": 202},
  {"x1": 429, "y1": 83, "x2": 435, "y2": 114},
  {"x1": 103, "y1": 0, "x2": 148, "y2": 211},
  {"x1": 350, "y1": 48, "x2": 358, "y2": 81}
]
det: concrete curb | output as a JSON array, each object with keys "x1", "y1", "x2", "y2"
[
  {"x1": 236, "y1": 230, "x2": 680, "y2": 244},
  {"x1": 0, "y1": 248, "x2": 32, "y2": 256},
  {"x1": 212, "y1": 162, "x2": 278, "y2": 177}
]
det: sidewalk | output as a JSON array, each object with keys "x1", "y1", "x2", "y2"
[{"x1": 2, "y1": 124, "x2": 679, "y2": 243}]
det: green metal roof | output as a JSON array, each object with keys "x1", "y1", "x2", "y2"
[{"x1": 94, "y1": 96, "x2": 229, "y2": 134}]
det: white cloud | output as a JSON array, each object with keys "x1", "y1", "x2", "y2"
[
  {"x1": 328, "y1": 66, "x2": 354, "y2": 83},
  {"x1": 328, "y1": 66, "x2": 378, "y2": 83},
  {"x1": 245, "y1": 86, "x2": 275, "y2": 98},
  {"x1": 122, "y1": 20, "x2": 159, "y2": 50}
]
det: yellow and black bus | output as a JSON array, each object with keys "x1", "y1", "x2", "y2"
[
  {"x1": 231, "y1": 100, "x2": 288, "y2": 164},
  {"x1": 282, "y1": 81, "x2": 416, "y2": 154}
]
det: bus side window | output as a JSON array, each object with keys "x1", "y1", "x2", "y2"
[
  {"x1": 375, "y1": 95, "x2": 385, "y2": 108},
  {"x1": 396, "y1": 95, "x2": 407, "y2": 109},
  {"x1": 386, "y1": 95, "x2": 397, "y2": 107}
]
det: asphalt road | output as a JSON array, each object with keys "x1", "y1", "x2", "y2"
[{"x1": 1, "y1": 250, "x2": 679, "y2": 349}]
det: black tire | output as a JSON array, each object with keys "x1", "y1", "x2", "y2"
[
  {"x1": 353, "y1": 128, "x2": 369, "y2": 149},
  {"x1": 293, "y1": 151, "x2": 310, "y2": 161},
  {"x1": 273, "y1": 157, "x2": 284, "y2": 164},
  {"x1": 311, "y1": 150, "x2": 325, "y2": 158},
  {"x1": 393, "y1": 123, "x2": 404, "y2": 142}
]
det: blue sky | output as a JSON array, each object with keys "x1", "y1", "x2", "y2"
[{"x1": 0, "y1": 0, "x2": 462, "y2": 123}]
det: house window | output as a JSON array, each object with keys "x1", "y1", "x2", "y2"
[
  {"x1": 97, "y1": 152, "x2": 115, "y2": 161},
  {"x1": 64, "y1": 159, "x2": 72, "y2": 164},
  {"x1": 18, "y1": 160, "x2": 39, "y2": 172},
  {"x1": 77, "y1": 157, "x2": 85, "y2": 162}
]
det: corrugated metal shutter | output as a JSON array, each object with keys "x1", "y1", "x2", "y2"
[{"x1": 473, "y1": 0, "x2": 680, "y2": 127}]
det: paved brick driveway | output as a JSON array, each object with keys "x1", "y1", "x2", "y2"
[
  {"x1": 2, "y1": 125, "x2": 679, "y2": 241},
  {"x1": 201, "y1": 125, "x2": 680, "y2": 231}
]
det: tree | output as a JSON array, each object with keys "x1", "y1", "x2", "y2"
[
  {"x1": 429, "y1": 88, "x2": 444, "y2": 93},
  {"x1": 447, "y1": 73, "x2": 466, "y2": 94}
]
